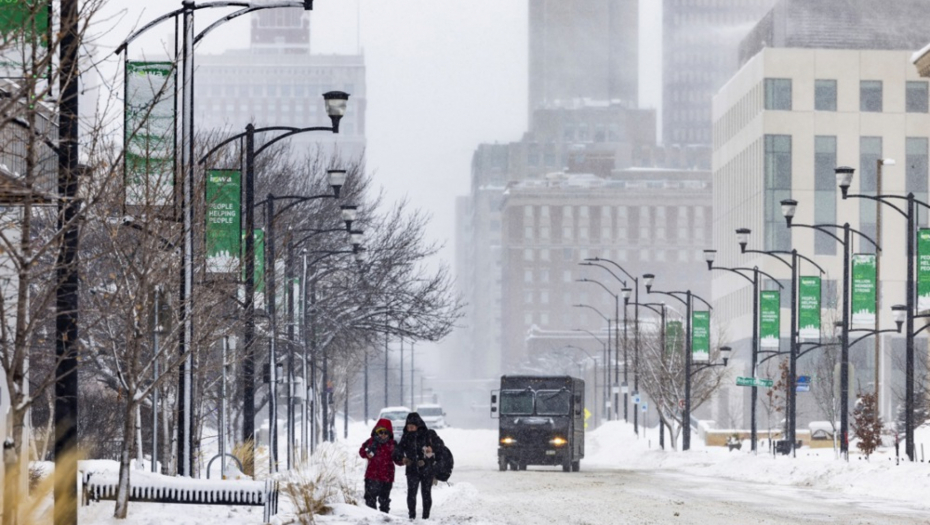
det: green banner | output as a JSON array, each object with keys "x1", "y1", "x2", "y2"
[
  {"x1": 0, "y1": 1, "x2": 48, "y2": 43},
  {"x1": 125, "y1": 61, "x2": 175, "y2": 208},
  {"x1": 254, "y1": 229, "x2": 265, "y2": 294},
  {"x1": 919, "y1": 229, "x2": 930, "y2": 311},
  {"x1": 666, "y1": 320, "x2": 683, "y2": 354},
  {"x1": 760, "y1": 290, "x2": 780, "y2": 349},
  {"x1": 852, "y1": 254, "x2": 876, "y2": 325},
  {"x1": 798, "y1": 276, "x2": 821, "y2": 340},
  {"x1": 692, "y1": 311, "x2": 710, "y2": 362},
  {"x1": 205, "y1": 170, "x2": 241, "y2": 273}
]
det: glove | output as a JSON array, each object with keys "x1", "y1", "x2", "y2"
[
  {"x1": 403, "y1": 458, "x2": 412, "y2": 466},
  {"x1": 417, "y1": 460, "x2": 425, "y2": 467},
  {"x1": 365, "y1": 442, "x2": 378, "y2": 458}
]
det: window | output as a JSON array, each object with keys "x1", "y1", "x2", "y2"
[
  {"x1": 764, "y1": 135, "x2": 792, "y2": 251},
  {"x1": 860, "y1": 81, "x2": 882, "y2": 112},
  {"x1": 764, "y1": 79, "x2": 792, "y2": 110},
  {"x1": 907, "y1": 82, "x2": 929, "y2": 113},
  {"x1": 907, "y1": 137, "x2": 929, "y2": 225},
  {"x1": 523, "y1": 249, "x2": 534, "y2": 262},
  {"x1": 814, "y1": 136, "x2": 837, "y2": 255},
  {"x1": 524, "y1": 269, "x2": 533, "y2": 283},
  {"x1": 859, "y1": 137, "x2": 882, "y2": 253},
  {"x1": 815, "y1": 79, "x2": 837, "y2": 111}
]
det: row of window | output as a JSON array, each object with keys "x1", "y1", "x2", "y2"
[
  {"x1": 203, "y1": 84, "x2": 356, "y2": 98},
  {"x1": 765, "y1": 78, "x2": 930, "y2": 113}
]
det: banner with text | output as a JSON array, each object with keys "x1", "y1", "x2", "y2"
[
  {"x1": 0, "y1": 1, "x2": 50, "y2": 78},
  {"x1": 851, "y1": 254, "x2": 876, "y2": 325},
  {"x1": 125, "y1": 61, "x2": 176, "y2": 209},
  {"x1": 666, "y1": 320, "x2": 683, "y2": 355},
  {"x1": 205, "y1": 169, "x2": 241, "y2": 273},
  {"x1": 760, "y1": 290, "x2": 780, "y2": 349},
  {"x1": 919, "y1": 229, "x2": 930, "y2": 311},
  {"x1": 691, "y1": 310, "x2": 710, "y2": 362},
  {"x1": 798, "y1": 276, "x2": 822, "y2": 340}
]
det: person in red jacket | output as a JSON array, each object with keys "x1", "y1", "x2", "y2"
[{"x1": 359, "y1": 418, "x2": 396, "y2": 513}]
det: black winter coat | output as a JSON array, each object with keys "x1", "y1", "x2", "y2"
[{"x1": 392, "y1": 426, "x2": 445, "y2": 478}]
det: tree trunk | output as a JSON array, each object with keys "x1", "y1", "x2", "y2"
[
  {"x1": 135, "y1": 404, "x2": 143, "y2": 469},
  {"x1": 113, "y1": 400, "x2": 136, "y2": 519}
]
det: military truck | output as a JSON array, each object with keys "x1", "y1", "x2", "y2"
[{"x1": 490, "y1": 375, "x2": 584, "y2": 472}]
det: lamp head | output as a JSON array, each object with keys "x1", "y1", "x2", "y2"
[
  {"x1": 303, "y1": 0, "x2": 313, "y2": 10},
  {"x1": 702, "y1": 249, "x2": 716, "y2": 271},
  {"x1": 892, "y1": 304, "x2": 907, "y2": 332},
  {"x1": 835, "y1": 166, "x2": 855, "y2": 199},
  {"x1": 780, "y1": 199, "x2": 798, "y2": 227},
  {"x1": 349, "y1": 229, "x2": 364, "y2": 251},
  {"x1": 328, "y1": 169, "x2": 347, "y2": 198},
  {"x1": 719, "y1": 346, "x2": 732, "y2": 367},
  {"x1": 622, "y1": 287, "x2": 632, "y2": 301},
  {"x1": 833, "y1": 321, "x2": 844, "y2": 339},
  {"x1": 354, "y1": 248, "x2": 367, "y2": 264},
  {"x1": 643, "y1": 273, "x2": 655, "y2": 292},
  {"x1": 736, "y1": 228, "x2": 750, "y2": 253},
  {"x1": 881, "y1": 158, "x2": 896, "y2": 166},
  {"x1": 322, "y1": 91, "x2": 350, "y2": 133},
  {"x1": 340, "y1": 204, "x2": 358, "y2": 231}
]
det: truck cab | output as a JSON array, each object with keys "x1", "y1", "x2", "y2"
[{"x1": 491, "y1": 375, "x2": 584, "y2": 472}]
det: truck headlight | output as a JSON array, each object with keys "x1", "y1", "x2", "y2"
[
  {"x1": 500, "y1": 437, "x2": 517, "y2": 445},
  {"x1": 549, "y1": 437, "x2": 567, "y2": 446}
]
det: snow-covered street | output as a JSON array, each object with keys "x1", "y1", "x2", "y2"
[{"x1": 78, "y1": 420, "x2": 930, "y2": 524}]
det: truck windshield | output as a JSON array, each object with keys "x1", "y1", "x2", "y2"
[
  {"x1": 500, "y1": 390, "x2": 534, "y2": 415},
  {"x1": 535, "y1": 389, "x2": 571, "y2": 415}
]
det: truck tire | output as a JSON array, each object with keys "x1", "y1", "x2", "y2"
[
  {"x1": 498, "y1": 456, "x2": 507, "y2": 471},
  {"x1": 571, "y1": 460, "x2": 580, "y2": 472},
  {"x1": 517, "y1": 461, "x2": 526, "y2": 471},
  {"x1": 562, "y1": 458, "x2": 571, "y2": 472}
]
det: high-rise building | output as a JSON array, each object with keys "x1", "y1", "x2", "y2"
[
  {"x1": 194, "y1": 7, "x2": 366, "y2": 161},
  {"x1": 663, "y1": 0, "x2": 774, "y2": 146},
  {"x1": 529, "y1": 0, "x2": 638, "y2": 120}
]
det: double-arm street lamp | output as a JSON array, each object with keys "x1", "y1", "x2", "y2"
[
  {"x1": 835, "y1": 165, "x2": 930, "y2": 461},
  {"x1": 573, "y1": 303, "x2": 613, "y2": 418},
  {"x1": 583, "y1": 257, "x2": 642, "y2": 431},
  {"x1": 779, "y1": 198, "x2": 881, "y2": 457},
  {"x1": 702, "y1": 249, "x2": 783, "y2": 453},
  {"x1": 643, "y1": 274, "x2": 722, "y2": 451}
]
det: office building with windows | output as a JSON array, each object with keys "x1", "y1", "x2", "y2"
[
  {"x1": 194, "y1": 7, "x2": 366, "y2": 161},
  {"x1": 663, "y1": 0, "x2": 774, "y2": 147},
  {"x1": 711, "y1": 47, "x2": 930, "y2": 426}
]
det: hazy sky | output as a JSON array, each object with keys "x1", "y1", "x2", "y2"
[{"x1": 96, "y1": 0, "x2": 661, "y2": 367}]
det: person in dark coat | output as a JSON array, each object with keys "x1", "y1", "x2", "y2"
[
  {"x1": 359, "y1": 418, "x2": 397, "y2": 513},
  {"x1": 392, "y1": 412, "x2": 444, "y2": 520}
]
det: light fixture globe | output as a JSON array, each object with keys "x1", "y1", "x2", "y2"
[
  {"x1": 340, "y1": 204, "x2": 358, "y2": 231},
  {"x1": 354, "y1": 248, "x2": 367, "y2": 263},
  {"x1": 835, "y1": 166, "x2": 855, "y2": 198},
  {"x1": 892, "y1": 304, "x2": 908, "y2": 331},
  {"x1": 322, "y1": 91, "x2": 350, "y2": 132},
  {"x1": 328, "y1": 169, "x2": 347, "y2": 198},
  {"x1": 719, "y1": 346, "x2": 732, "y2": 366},
  {"x1": 703, "y1": 249, "x2": 716, "y2": 270},
  {"x1": 736, "y1": 228, "x2": 751, "y2": 252},
  {"x1": 349, "y1": 229, "x2": 364, "y2": 250},
  {"x1": 643, "y1": 273, "x2": 655, "y2": 291},
  {"x1": 833, "y1": 321, "x2": 844, "y2": 339},
  {"x1": 621, "y1": 287, "x2": 632, "y2": 301},
  {"x1": 780, "y1": 199, "x2": 798, "y2": 226}
]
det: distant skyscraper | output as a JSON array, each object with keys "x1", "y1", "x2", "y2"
[
  {"x1": 529, "y1": 0, "x2": 638, "y2": 119},
  {"x1": 663, "y1": 0, "x2": 774, "y2": 146}
]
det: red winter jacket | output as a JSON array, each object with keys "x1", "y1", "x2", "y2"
[{"x1": 359, "y1": 418, "x2": 396, "y2": 482}]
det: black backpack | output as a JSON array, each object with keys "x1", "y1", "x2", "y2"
[{"x1": 434, "y1": 444, "x2": 454, "y2": 482}]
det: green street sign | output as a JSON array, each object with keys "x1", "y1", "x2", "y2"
[
  {"x1": 736, "y1": 376, "x2": 773, "y2": 388},
  {"x1": 852, "y1": 254, "x2": 876, "y2": 325}
]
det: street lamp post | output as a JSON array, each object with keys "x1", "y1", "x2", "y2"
[
  {"x1": 835, "y1": 165, "x2": 929, "y2": 461},
  {"x1": 780, "y1": 198, "x2": 881, "y2": 458},
  {"x1": 577, "y1": 277, "x2": 621, "y2": 421},
  {"x1": 575, "y1": 328, "x2": 609, "y2": 426},
  {"x1": 562, "y1": 345, "x2": 600, "y2": 427},
  {"x1": 703, "y1": 249, "x2": 784, "y2": 453},
  {"x1": 583, "y1": 258, "x2": 642, "y2": 431},
  {"x1": 573, "y1": 303, "x2": 613, "y2": 419},
  {"x1": 623, "y1": 301, "x2": 671, "y2": 446},
  {"x1": 643, "y1": 274, "x2": 716, "y2": 451}
]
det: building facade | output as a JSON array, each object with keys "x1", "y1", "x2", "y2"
[
  {"x1": 712, "y1": 47, "x2": 930, "y2": 427},
  {"x1": 194, "y1": 7, "x2": 366, "y2": 162},
  {"x1": 529, "y1": 0, "x2": 638, "y2": 122},
  {"x1": 663, "y1": 0, "x2": 774, "y2": 146}
]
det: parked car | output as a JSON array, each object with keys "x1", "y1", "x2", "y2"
[
  {"x1": 415, "y1": 403, "x2": 447, "y2": 429},
  {"x1": 377, "y1": 406, "x2": 411, "y2": 442}
]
